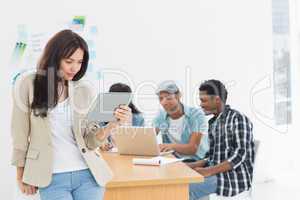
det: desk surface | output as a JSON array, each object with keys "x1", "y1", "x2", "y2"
[{"x1": 101, "y1": 152, "x2": 204, "y2": 188}]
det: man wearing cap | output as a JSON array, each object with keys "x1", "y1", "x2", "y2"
[{"x1": 153, "y1": 80, "x2": 209, "y2": 161}]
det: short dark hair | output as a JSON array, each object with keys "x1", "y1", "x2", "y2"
[
  {"x1": 109, "y1": 83, "x2": 141, "y2": 114},
  {"x1": 199, "y1": 79, "x2": 228, "y2": 103}
]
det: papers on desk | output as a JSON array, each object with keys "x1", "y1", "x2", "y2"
[
  {"x1": 109, "y1": 147, "x2": 118, "y2": 153},
  {"x1": 132, "y1": 156, "x2": 184, "y2": 166}
]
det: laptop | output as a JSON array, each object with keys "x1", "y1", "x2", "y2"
[{"x1": 113, "y1": 127, "x2": 174, "y2": 156}]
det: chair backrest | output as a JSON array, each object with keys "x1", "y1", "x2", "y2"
[
  {"x1": 249, "y1": 139, "x2": 260, "y2": 198},
  {"x1": 254, "y1": 140, "x2": 260, "y2": 160},
  {"x1": 254, "y1": 140, "x2": 260, "y2": 161},
  {"x1": 209, "y1": 140, "x2": 260, "y2": 200}
]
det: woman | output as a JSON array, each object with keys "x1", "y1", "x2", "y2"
[
  {"x1": 109, "y1": 83, "x2": 144, "y2": 126},
  {"x1": 100, "y1": 83, "x2": 145, "y2": 151},
  {"x1": 11, "y1": 29, "x2": 132, "y2": 200}
]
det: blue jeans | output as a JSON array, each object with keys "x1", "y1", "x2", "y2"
[
  {"x1": 39, "y1": 169, "x2": 104, "y2": 200},
  {"x1": 189, "y1": 175, "x2": 217, "y2": 200}
]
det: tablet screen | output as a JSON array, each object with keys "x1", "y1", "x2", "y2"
[{"x1": 87, "y1": 92, "x2": 132, "y2": 123}]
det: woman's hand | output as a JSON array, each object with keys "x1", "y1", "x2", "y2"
[
  {"x1": 114, "y1": 105, "x2": 132, "y2": 125},
  {"x1": 100, "y1": 142, "x2": 114, "y2": 151},
  {"x1": 95, "y1": 105, "x2": 132, "y2": 142},
  {"x1": 17, "y1": 179, "x2": 38, "y2": 195}
]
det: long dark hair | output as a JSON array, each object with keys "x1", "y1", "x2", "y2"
[
  {"x1": 31, "y1": 29, "x2": 89, "y2": 118},
  {"x1": 109, "y1": 83, "x2": 141, "y2": 114}
]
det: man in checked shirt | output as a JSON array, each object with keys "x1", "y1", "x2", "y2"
[{"x1": 188, "y1": 79, "x2": 255, "y2": 200}]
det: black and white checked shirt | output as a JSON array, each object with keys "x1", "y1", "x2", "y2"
[{"x1": 207, "y1": 105, "x2": 255, "y2": 196}]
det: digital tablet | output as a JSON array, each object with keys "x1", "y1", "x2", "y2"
[{"x1": 86, "y1": 92, "x2": 132, "y2": 123}]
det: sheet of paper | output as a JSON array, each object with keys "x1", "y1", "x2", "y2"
[{"x1": 132, "y1": 156, "x2": 184, "y2": 166}]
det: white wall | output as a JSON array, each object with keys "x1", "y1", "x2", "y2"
[{"x1": 0, "y1": 0, "x2": 298, "y2": 199}]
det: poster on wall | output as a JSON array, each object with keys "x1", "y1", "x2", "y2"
[{"x1": 9, "y1": 16, "x2": 103, "y2": 87}]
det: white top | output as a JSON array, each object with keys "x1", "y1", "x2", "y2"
[
  {"x1": 168, "y1": 116, "x2": 185, "y2": 143},
  {"x1": 49, "y1": 98, "x2": 88, "y2": 173}
]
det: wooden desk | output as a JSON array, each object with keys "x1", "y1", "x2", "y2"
[{"x1": 102, "y1": 152, "x2": 204, "y2": 200}]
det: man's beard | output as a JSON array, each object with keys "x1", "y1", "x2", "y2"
[{"x1": 167, "y1": 104, "x2": 180, "y2": 115}]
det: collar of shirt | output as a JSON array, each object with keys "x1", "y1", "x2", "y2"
[{"x1": 208, "y1": 104, "x2": 231, "y2": 125}]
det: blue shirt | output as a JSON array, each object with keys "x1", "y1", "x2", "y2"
[
  {"x1": 132, "y1": 113, "x2": 145, "y2": 126},
  {"x1": 100, "y1": 113, "x2": 145, "y2": 127},
  {"x1": 153, "y1": 104, "x2": 209, "y2": 160}
]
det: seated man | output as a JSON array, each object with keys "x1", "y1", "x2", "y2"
[
  {"x1": 189, "y1": 79, "x2": 255, "y2": 199},
  {"x1": 153, "y1": 80, "x2": 209, "y2": 161}
]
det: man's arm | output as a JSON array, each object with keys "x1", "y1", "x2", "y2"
[
  {"x1": 227, "y1": 114, "x2": 253, "y2": 169},
  {"x1": 155, "y1": 128, "x2": 160, "y2": 135},
  {"x1": 186, "y1": 159, "x2": 207, "y2": 169},
  {"x1": 167, "y1": 108, "x2": 208, "y2": 155},
  {"x1": 195, "y1": 114, "x2": 253, "y2": 177},
  {"x1": 160, "y1": 132, "x2": 201, "y2": 155},
  {"x1": 194, "y1": 161, "x2": 232, "y2": 177}
]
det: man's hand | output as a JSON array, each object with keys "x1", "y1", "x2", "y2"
[
  {"x1": 194, "y1": 167, "x2": 213, "y2": 177},
  {"x1": 159, "y1": 143, "x2": 175, "y2": 152},
  {"x1": 186, "y1": 162, "x2": 198, "y2": 169}
]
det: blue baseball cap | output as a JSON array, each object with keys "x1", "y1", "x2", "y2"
[{"x1": 155, "y1": 80, "x2": 180, "y2": 95}]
